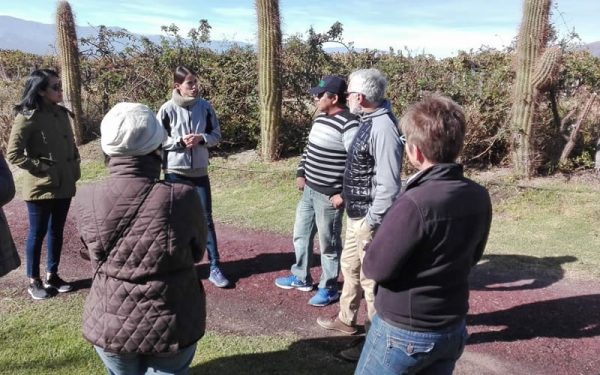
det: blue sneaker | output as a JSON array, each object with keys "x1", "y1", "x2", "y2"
[
  {"x1": 274, "y1": 274, "x2": 313, "y2": 292},
  {"x1": 309, "y1": 288, "x2": 339, "y2": 307},
  {"x1": 209, "y1": 267, "x2": 230, "y2": 288}
]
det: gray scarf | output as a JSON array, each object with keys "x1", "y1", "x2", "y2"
[{"x1": 172, "y1": 89, "x2": 199, "y2": 108}]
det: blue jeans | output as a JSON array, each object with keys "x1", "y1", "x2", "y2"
[
  {"x1": 291, "y1": 185, "x2": 343, "y2": 289},
  {"x1": 355, "y1": 314, "x2": 468, "y2": 375},
  {"x1": 25, "y1": 198, "x2": 71, "y2": 278},
  {"x1": 164, "y1": 174, "x2": 219, "y2": 269},
  {"x1": 94, "y1": 344, "x2": 197, "y2": 375}
]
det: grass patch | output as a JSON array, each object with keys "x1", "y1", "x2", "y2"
[
  {"x1": 208, "y1": 157, "x2": 600, "y2": 280},
  {"x1": 0, "y1": 294, "x2": 100, "y2": 374},
  {"x1": 0, "y1": 295, "x2": 354, "y2": 375},
  {"x1": 210, "y1": 157, "x2": 299, "y2": 234},
  {"x1": 77, "y1": 160, "x2": 109, "y2": 184},
  {"x1": 484, "y1": 181, "x2": 600, "y2": 279}
]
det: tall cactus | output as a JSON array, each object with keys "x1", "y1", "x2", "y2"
[
  {"x1": 510, "y1": 0, "x2": 561, "y2": 176},
  {"x1": 56, "y1": 1, "x2": 84, "y2": 145},
  {"x1": 256, "y1": 0, "x2": 282, "y2": 161}
]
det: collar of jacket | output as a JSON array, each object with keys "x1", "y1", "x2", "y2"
[
  {"x1": 21, "y1": 103, "x2": 68, "y2": 119},
  {"x1": 107, "y1": 154, "x2": 162, "y2": 179},
  {"x1": 360, "y1": 99, "x2": 392, "y2": 120},
  {"x1": 405, "y1": 163, "x2": 464, "y2": 191},
  {"x1": 172, "y1": 89, "x2": 200, "y2": 108}
]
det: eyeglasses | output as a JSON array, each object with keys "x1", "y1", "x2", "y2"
[
  {"x1": 49, "y1": 84, "x2": 62, "y2": 92},
  {"x1": 345, "y1": 91, "x2": 360, "y2": 98}
]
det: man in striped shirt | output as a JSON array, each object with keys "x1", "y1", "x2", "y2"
[{"x1": 275, "y1": 76, "x2": 359, "y2": 306}]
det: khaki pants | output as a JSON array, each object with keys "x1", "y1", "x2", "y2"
[{"x1": 338, "y1": 216, "x2": 376, "y2": 327}]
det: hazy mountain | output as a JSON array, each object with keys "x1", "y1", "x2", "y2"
[
  {"x1": 585, "y1": 41, "x2": 600, "y2": 58},
  {"x1": 0, "y1": 15, "x2": 248, "y2": 55},
  {"x1": 2, "y1": 16, "x2": 599, "y2": 58}
]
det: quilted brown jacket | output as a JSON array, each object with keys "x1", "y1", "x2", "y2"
[
  {"x1": 0, "y1": 153, "x2": 20, "y2": 278},
  {"x1": 74, "y1": 155, "x2": 207, "y2": 354}
]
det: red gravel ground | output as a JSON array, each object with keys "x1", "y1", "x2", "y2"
[{"x1": 1, "y1": 198, "x2": 599, "y2": 375}]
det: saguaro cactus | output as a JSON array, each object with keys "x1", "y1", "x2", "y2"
[
  {"x1": 256, "y1": 0, "x2": 282, "y2": 161},
  {"x1": 56, "y1": 1, "x2": 84, "y2": 145},
  {"x1": 510, "y1": 0, "x2": 561, "y2": 176}
]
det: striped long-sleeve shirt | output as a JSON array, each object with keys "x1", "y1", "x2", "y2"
[{"x1": 297, "y1": 109, "x2": 359, "y2": 196}]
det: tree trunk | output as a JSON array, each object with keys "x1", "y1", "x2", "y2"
[
  {"x1": 559, "y1": 93, "x2": 597, "y2": 162},
  {"x1": 510, "y1": 0, "x2": 557, "y2": 177},
  {"x1": 595, "y1": 137, "x2": 600, "y2": 172},
  {"x1": 256, "y1": 0, "x2": 282, "y2": 162},
  {"x1": 56, "y1": 1, "x2": 85, "y2": 145}
]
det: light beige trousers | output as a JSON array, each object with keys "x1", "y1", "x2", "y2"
[{"x1": 337, "y1": 216, "x2": 376, "y2": 327}]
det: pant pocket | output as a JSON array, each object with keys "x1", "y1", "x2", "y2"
[
  {"x1": 356, "y1": 218, "x2": 374, "y2": 253},
  {"x1": 384, "y1": 334, "x2": 435, "y2": 373}
]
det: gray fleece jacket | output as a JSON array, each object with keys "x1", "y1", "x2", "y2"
[
  {"x1": 343, "y1": 100, "x2": 404, "y2": 228},
  {"x1": 157, "y1": 98, "x2": 221, "y2": 173}
]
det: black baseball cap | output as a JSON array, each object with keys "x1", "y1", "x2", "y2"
[{"x1": 309, "y1": 75, "x2": 347, "y2": 96}]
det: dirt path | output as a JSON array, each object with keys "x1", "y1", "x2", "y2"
[{"x1": 1, "y1": 198, "x2": 599, "y2": 374}]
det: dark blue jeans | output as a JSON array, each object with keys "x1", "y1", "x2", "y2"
[
  {"x1": 165, "y1": 174, "x2": 220, "y2": 269},
  {"x1": 25, "y1": 198, "x2": 72, "y2": 279},
  {"x1": 356, "y1": 314, "x2": 468, "y2": 375}
]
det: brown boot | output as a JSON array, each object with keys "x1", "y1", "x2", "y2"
[{"x1": 316, "y1": 316, "x2": 358, "y2": 335}]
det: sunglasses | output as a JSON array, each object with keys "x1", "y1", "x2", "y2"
[{"x1": 49, "y1": 83, "x2": 62, "y2": 92}]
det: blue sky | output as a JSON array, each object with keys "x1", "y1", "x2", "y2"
[{"x1": 1, "y1": 0, "x2": 599, "y2": 57}]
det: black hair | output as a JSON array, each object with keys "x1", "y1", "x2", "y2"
[
  {"x1": 13, "y1": 69, "x2": 59, "y2": 114},
  {"x1": 173, "y1": 66, "x2": 196, "y2": 84}
]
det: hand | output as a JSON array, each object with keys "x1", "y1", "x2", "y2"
[
  {"x1": 183, "y1": 134, "x2": 204, "y2": 148},
  {"x1": 329, "y1": 194, "x2": 344, "y2": 209},
  {"x1": 296, "y1": 177, "x2": 306, "y2": 191}
]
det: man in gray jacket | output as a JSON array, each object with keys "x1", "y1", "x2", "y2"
[{"x1": 317, "y1": 68, "x2": 404, "y2": 361}]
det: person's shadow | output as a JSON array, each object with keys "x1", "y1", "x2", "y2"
[
  {"x1": 467, "y1": 293, "x2": 600, "y2": 343},
  {"x1": 196, "y1": 252, "x2": 297, "y2": 282},
  {"x1": 190, "y1": 336, "x2": 357, "y2": 375},
  {"x1": 470, "y1": 254, "x2": 577, "y2": 291},
  {"x1": 197, "y1": 251, "x2": 325, "y2": 287}
]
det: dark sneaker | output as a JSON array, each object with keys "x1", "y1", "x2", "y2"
[
  {"x1": 208, "y1": 267, "x2": 230, "y2": 288},
  {"x1": 28, "y1": 279, "x2": 50, "y2": 300},
  {"x1": 308, "y1": 288, "x2": 339, "y2": 306},
  {"x1": 316, "y1": 316, "x2": 358, "y2": 335},
  {"x1": 338, "y1": 337, "x2": 365, "y2": 362},
  {"x1": 274, "y1": 274, "x2": 313, "y2": 292},
  {"x1": 44, "y1": 273, "x2": 73, "y2": 293}
]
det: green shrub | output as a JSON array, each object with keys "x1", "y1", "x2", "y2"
[{"x1": 2, "y1": 22, "x2": 600, "y2": 172}]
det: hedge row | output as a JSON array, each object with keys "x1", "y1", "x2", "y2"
[{"x1": 1, "y1": 25, "x2": 599, "y2": 170}]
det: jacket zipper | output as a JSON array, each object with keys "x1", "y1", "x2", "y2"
[{"x1": 187, "y1": 107, "x2": 194, "y2": 169}]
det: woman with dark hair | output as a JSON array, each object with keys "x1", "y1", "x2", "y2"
[
  {"x1": 157, "y1": 66, "x2": 230, "y2": 288},
  {"x1": 7, "y1": 69, "x2": 80, "y2": 300}
]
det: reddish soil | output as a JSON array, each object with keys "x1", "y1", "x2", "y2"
[{"x1": 1, "y1": 198, "x2": 599, "y2": 375}]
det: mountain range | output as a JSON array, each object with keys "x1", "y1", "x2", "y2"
[
  {"x1": 0, "y1": 15, "x2": 245, "y2": 55},
  {"x1": 1, "y1": 15, "x2": 599, "y2": 58}
]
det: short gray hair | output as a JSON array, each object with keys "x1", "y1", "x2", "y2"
[{"x1": 347, "y1": 68, "x2": 387, "y2": 103}]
